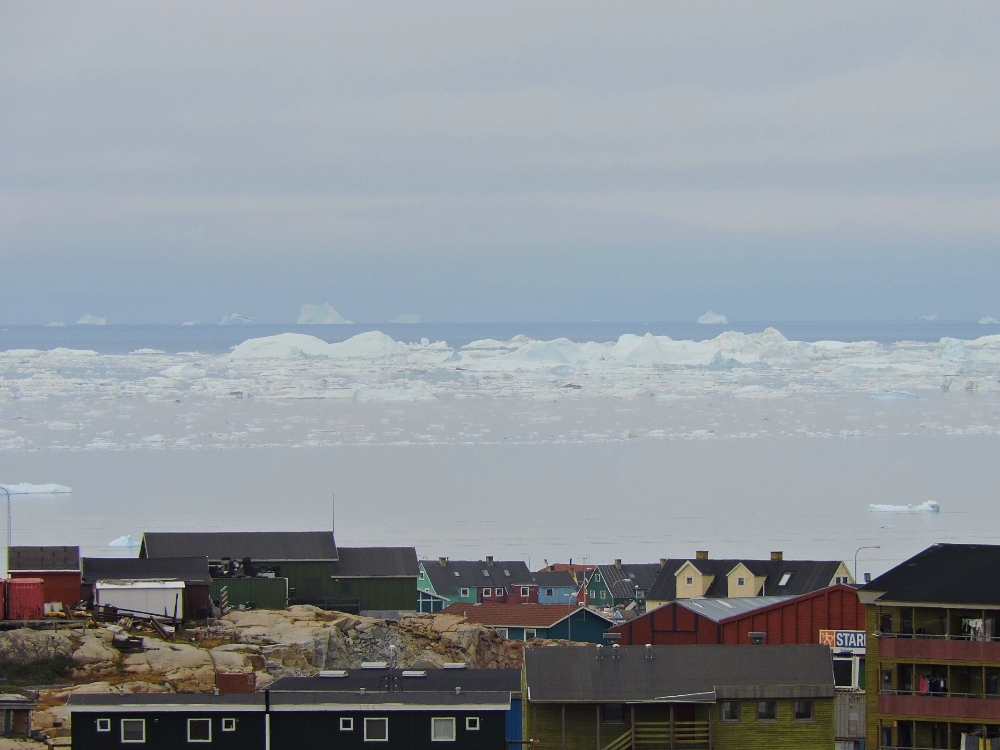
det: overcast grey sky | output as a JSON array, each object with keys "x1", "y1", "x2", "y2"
[{"x1": 2, "y1": 2, "x2": 999, "y2": 324}]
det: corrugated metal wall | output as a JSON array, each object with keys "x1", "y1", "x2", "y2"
[{"x1": 835, "y1": 692, "x2": 866, "y2": 741}]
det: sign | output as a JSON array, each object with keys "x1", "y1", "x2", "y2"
[{"x1": 819, "y1": 629, "x2": 866, "y2": 654}]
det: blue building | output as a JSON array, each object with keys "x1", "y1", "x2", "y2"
[
  {"x1": 438, "y1": 602, "x2": 614, "y2": 643},
  {"x1": 532, "y1": 568, "x2": 580, "y2": 604}
]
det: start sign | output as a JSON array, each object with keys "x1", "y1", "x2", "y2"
[{"x1": 819, "y1": 629, "x2": 866, "y2": 653}]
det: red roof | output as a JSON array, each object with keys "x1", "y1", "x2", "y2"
[{"x1": 439, "y1": 602, "x2": 604, "y2": 628}]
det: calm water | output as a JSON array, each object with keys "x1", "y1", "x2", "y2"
[{"x1": 2, "y1": 320, "x2": 997, "y2": 354}]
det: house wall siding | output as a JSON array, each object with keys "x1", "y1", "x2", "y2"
[
  {"x1": 711, "y1": 698, "x2": 835, "y2": 750},
  {"x1": 71, "y1": 711, "x2": 266, "y2": 750}
]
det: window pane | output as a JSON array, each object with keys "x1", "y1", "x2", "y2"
[
  {"x1": 432, "y1": 717, "x2": 456, "y2": 741},
  {"x1": 122, "y1": 719, "x2": 145, "y2": 741},
  {"x1": 365, "y1": 718, "x2": 388, "y2": 741},
  {"x1": 720, "y1": 701, "x2": 739, "y2": 721},
  {"x1": 793, "y1": 701, "x2": 812, "y2": 720},
  {"x1": 833, "y1": 659, "x2": 853, "y2": 687},
  {"x1": 756, "y1": 701, "x2": 776, "y2": 720},
  {"x1": 188, "y1": 718, "x2": 211, "y2": 741}
]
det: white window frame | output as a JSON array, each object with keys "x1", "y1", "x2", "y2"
[
  {"x1": 520, "y1": 586, "x2": 530, "y2": 597},
  {"x1": 340, "y1": 717, "x2": 354, "y2": 731},
  {"x1": 483, "y1": 588, "x2": 491, "y2": 597},
  {"x1": 96, "y1": 718, "x2": 111, "y2": 732},
  {"x1": 121, "y1": 718, "x2": 146, "y2": 743},
  {"x1": 364, "y1": 717, "x2": 389, "y2": 742},
  {"x1": 222, "y1": 718, "x2": 236, "y2": 732},
  {"x1": 594, "y1": 573, "x2": 601, "y2": 581},
  {"x1": 779, "y1": 573, "x2": 792, "y2": 586},
  {"x1": 459, "y1": 587, "x2": 470, "y2": 598},
  {"x1": 466, "y1": 717, "x2": 480, "y2": 731},
  {"x1": 496, "y1": 627, "x2": 508, "y2": 638},
  {"x1": 187, "y1": 718, "x2": 212, "y2": 743},
  {"x1": 524, "y1": 628, "x2": 537, "y2": 640},
  {"x1": 737, "y1": 577, "x2": 745, "y2": 586},
  {"x1": 685, "y1": 576, "x2": 694, "y2": 586},
  {"x1": 431, "y1": 717, "x2": 456, "y2": 742}
]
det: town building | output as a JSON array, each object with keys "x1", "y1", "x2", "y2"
[
  {"x1": 437, "y1": 602, "x2": 613, "y2": 643},
  {"x1": 7, "y1": 546, "x2": 81, "y2": 608},
  {"x1": 859, "y1": 543, "x2": 1000, "y2": 749},
  {"x1": 82, "y1": 556, "x2": 213, "y2": 621},
  {"x1": 585, "y1": 560, "x2": 664, "y2": 610},
  {"x1": 0, "y1": 693, "x2": 37, "y2": 739},
  {"x1": 644, "y1": 551, "x2": 853, "y2": 609},
  {"x1": 532, "y1": 568, "x2": 580, "y2": 604},
  {"x1": 417, "y1": 557, "x2": 536, "y2": 612},
  {"x1": 522, "y1": 643, "x2": 836, "y2": 750}
]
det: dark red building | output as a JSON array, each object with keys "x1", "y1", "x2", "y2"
[{"x1": 7, "y1": 545, "x2": 82, "y2": 608}]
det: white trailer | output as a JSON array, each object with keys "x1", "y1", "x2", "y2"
[{"x1": 95, "y1": 579, "x2": 185, "y2": 620}]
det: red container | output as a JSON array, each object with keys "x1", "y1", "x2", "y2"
[
  {"x1": 0, "y1": 580, "x2": 6, "y2": 620},
  {"x1": 216, "y1": 672, "x2": 256, "y2": 694},
  {"x1": 6, "y1": 578, "x2": 44, "y2": 621},
  {"x1": 10, "y1": 571, "x2": 82, "y2": 608}
]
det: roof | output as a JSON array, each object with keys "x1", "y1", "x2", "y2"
[
  {"x1": 524, "y1": 644, "x2": 835, "y2": 703},
  {"x1": 68, "y1": 691, "x2": 508, "y2": 710},
  {"x1": 8, "y1": 546, "x2": 79, "y2": 571},
  {"x1": 647, "y1": 558, "x2": 844, "y2": 602},
  {"x1": 82, "y1": 557, "x2": 211, "y2": 585},
  {"x1": 536, "y1": 563, "x2": 596, "y2": 584},
  {"x1": 675, "y1": 595, "x2": 795, "y2": 623},
  {"x1": 332, "y1": 547, "x2": 418, "y2": 578},
  {"x1": 532, "y1": 570, "x2": 578, "y2": 588},
  {"x1": 420, "y1": 559, "x2": 533, "y2": 596},
  {"x1": 593, "y1": 563, "x2": 664, "y2": 598},
  {"x1": 860, "y1": 543, "x2": 1000, "y2": 606},
  {"x1": 438, "y1": 602, "x2": 611, "y2": 629},
  {"x1": 141, "y1": 532, "x2": 338, "y2": 562},
  {"x1": 270, "y1": 668, "x2": 521, "y2": 694},
  {"x1": 69, "y1": 694, "x2": 263, "y2": 708}
]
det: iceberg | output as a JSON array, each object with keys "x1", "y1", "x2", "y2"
[
  {"x1": 0, "y1": 483, "x2": 72, "y2": 494},
  {"x1": 297, "y1": 303, "x2": 353, "y2": 325},
  {"x1": 45, "y1": 321, "x2": 66, "y2": 327},
  {"x1": 231, "y1": 331, "x2": 408, "y2": 360},
  {"x1": 182, "y1": 320, "x2": 200, "y2": 326},
  {"x1": 389, "y1": 313, "x2": 420, "y2": 324},
  {"x1": 869, "y1": 501, "x2": 940, "y2": 513},
  {"x1": 919, "y1": 314, "x2": 938, "y2": 321},
  {"x1": 221, "y1": 313, "x2": 255, "y2": 325},
  {"x1": 108, "y1": 535, "x2": 139, "y2": 547},
  {"x1": 76, "y1": 313, "x2": 107, "y2": 325},
  {"x1": 980, "y1": 316, "x2": 999, "y2": 325},
  {"x1": 698, "y1": 311, "x2": 728, "y2": 325}
]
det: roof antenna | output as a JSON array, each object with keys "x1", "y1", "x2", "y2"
[{"x1": 332, "y1": 493, "x2": 335, "y2": 537}]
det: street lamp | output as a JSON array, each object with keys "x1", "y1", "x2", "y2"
[
  {"x1": 0, "y1": 486, "x2": 9, "y2": 578},
  {"x1": 854, "y1": 546, "x2": 880, "y2": 583}
]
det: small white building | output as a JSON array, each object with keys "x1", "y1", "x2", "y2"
[{"x1": 95, "y1": 579, "x2": 185, "y2": 620}]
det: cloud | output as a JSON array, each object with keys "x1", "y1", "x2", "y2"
[
  {"x1": 297, "y1": 303, "x2": 353, "y2": 325},
  {"x1": 389, "y1": 313, "x2": 420, "y2": 324}
]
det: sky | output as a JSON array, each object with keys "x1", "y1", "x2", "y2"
[{"x1": 2, "y1": 2, "x2": 999, "y2": 325}]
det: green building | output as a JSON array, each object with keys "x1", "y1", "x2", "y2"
[
  {"x1": 141, "y1": 531, "x2": 418, "y2": 613},
  {"x1": 522, "y1": 643, "x2": 836, "y2": 750},
  {"x1": 585, "y1": 561, "x2": 664, "y2": 610},
  {"x1": 418, "y1": 557, "x2": 536, "y2": 612}
]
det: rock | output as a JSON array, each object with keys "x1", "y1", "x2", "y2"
[
  {"x1": 0, "y1": 629, "x2": 73, "y2": 665},
  {"x1": 210, "y1": 648, "x2": 252, "y2": 674},
  {"x1": 71, "y1": 681, "x2": 115, "y2": 694},
  {"x1": 71, "y1": 634, "x2": 118, "y2": 667},
  {"x1": 430, "y1": 614, "x2": 466, "y2": 633}
]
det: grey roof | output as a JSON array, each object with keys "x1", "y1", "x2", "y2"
[
  {"x1": 69, "y1": 693, "x2": 263, "y2": 708},
  {"x1": 420, "y1": 559, "x2": 533, "y2": 596},
  {"x1": 860, "y1": 543, "x2": 1000, "y2": 606},
  {"x1": 269, "y1": 691, "x2": 510, "y2": 709},
  {"x1": 141, "y1": 531, "x2": 338, "y2": 562},
  {"x1": 532, "y1": 570, "x2": 578, "y2": 588},
  {"x1": 270, "y1": 668, "x2": 521, "y2": 694},
  {"x1": 82, "y1": 556, "x2": 211, "y2": 585},
  {"x1": 594, "y1": 563, "x2": 664, "y2": 598},
  {"x1": 524, "y1": 644, "x2": 835, "y2": 703},
  {"x1": 647, "y1": 558, "x2": 844, "y2": 602},
  {"x1": 8, "y1": 546, "x2": 79, "y2": 571},
  {"x1": 675, "y1": 595, "x2": 795, "y2": 623},
  {"x1": 332, "y1": 547, "x2": 418, "y2": 578},
  {"x1": 67, "y1": 691, "x2": 508, "y2": 710}
]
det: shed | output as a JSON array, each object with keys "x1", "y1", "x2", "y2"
[
  {"x1": 83, "y1": 557, "x2": 211, "y2": 620},
  {"x1": 0, "y1": 693, "x2": 36, "y2": 738},
  {"x1": 95, "y1": 580, "x2": 186, "y2": 620},
  {"x1": 7, "y1": 546, "x2": 81, "y2": 607}
]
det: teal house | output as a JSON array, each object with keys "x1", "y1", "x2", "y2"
[
  {"x1": 418, "y1": 556, "x2": 536, "y2": 612},
  {"x1": 437, "y1": 602, "x2": 613, "y2": 643}
]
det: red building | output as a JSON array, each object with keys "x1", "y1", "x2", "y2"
[{"x1": 7, "y1": 546, "x2": 82, "y2": 608}]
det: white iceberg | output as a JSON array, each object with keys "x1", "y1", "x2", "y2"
[
  {"x1": 221, "y1": 313, "x2": 255, "y2": 325},
  {"x1": 389, "y1": 313, "x2": 420, "y2": 324},
  {"x1": 697, "y1": 311, "x2": 728, "y2": 325},
  {"x1": 45, "y1": 321, "x2": 66, "y2": 327},
  {"x1": 870, "y1": 391, "x2": 919, "y2": 400},
  {"x1": 297, "y1": 303, "x2": 353, "y2": 325},
  {"x1": 0, "y1": 483, "x2": 72, "y2": 494},
  {"x1": 182, "y1": 320, "x2": 200, "y2": 326},
  {"x1": 980, "y1": 316, "x2": 999, "y2": 325},
  {"x1": 919, "y1": 314, "x2": 938, "y2": 321},
  {"x1": 108, "y1": 535, "x2": 140, "y2": 547},
  {"x1": 231, "y1": 331, "x2": 408, "y2": 360},
  {"x1": 130, "y1": 349, "x2": 165, "y2": 355},
  {"x1": 76, "y1": 313, "x2": 107, "y2": 325},
  {"x1": 869, "y1": 500, "x2": 940, "y2": 513}
]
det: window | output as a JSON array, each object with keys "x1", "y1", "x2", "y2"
[
  {"x1": 833, "y1": 659, "x2": 854, "y2": 688},
  {"x1": 600, "y1": 590, "x2": 606, "y2": 600},
  {"x1": 685, "y1": 576, "x2": 694, "y2": 586},
  {"x1": 602, "y1": 704, "x2": 625, "y2": 723},
  {"x1": 834, "y1": 575, "x2": 847, "y2": 584},
  {"x1": 546, "y1": 588, "x2": 553, "y2": 596},
  {"x1": 431, "y1": 717, "x2": 456, "y2": 741},
  {"x1": 419, "y1": 570, "x2": 425, "y2": 580},
  {"x1": 222, "y1": 718, "x2": 236, "y2": 732},
  {"x1": 459, "y1": 587, "x2": 470, "y2": 597},
  {"x1": 453, "y1": 571, "x2": 461, "y2": 576},
  {"x1": 483, "y1": 588, "x2": 491, "y2": 597},
  {"x1": 720, "y1": 701, "x2": 740, "y2": 722},
  {"x1": 594, "y1": 573, "x2": 601, "y2": 582},
  {"x1": 96, "y1": 718, "x2": 111, "y2": 732},
  {"x1": 341, "y1": 717, "x2": 354, "y2": 731},
  {"x1": 737, "y1": 577, "x2": 745, "y2": 586},
  {"x1": 365, "y1": 717, "x2": 389, "y2": 742},
  {"x1": 121, "y1": 719, "x2": 146, "y2": 743},
  {"x1": 496, "y1": 628, "x2": 508, "y2": 638},
  {"x1": 466, "y1": 717, "x2": 480, "y2": 731},
  {"x1": 756, "y1": 701, "x2": 777, "y2": 721},
  {"x1": 503, "y1": 569, "x2": 511, "y2": 576},
  {"x1": 519, "y1": 586, "x2": 530, "y2": 597},
  {"x1": 778, "y1": 573, "x2": 792, "y2": 586},
  {"x1": 187, "y1": 718, "x2": 212, "y2": 742},
  {"x1": 524, "y1": 628, "x2": 537, "y2": 640},
  {"x1": 793, "y1": 701, "x2": 813, "y2": 720}
]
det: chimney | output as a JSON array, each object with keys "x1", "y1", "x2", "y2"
[
  {"x1": 770, "y1": 551, "x2": 783, "y2": 561},
  {"x1": 486, "y1": 556, "x2": 494, "y2": 565},
  {"x1": 659, "y1": 558, "x2": 667, "y2": 568},
  {"x1": 864, "y1": 572, "x2": 871, "y2": 583},
  {"x1": 645, "y1": 644, "x2": 653, "y2": 659},
  {"x1": 614, "y1": 559, "x2": 622, "y2": 568},
  {"x1": 455, "y1": 687, "x2": 461, "y2": 695},
  {"x1": 549, "y1": 564, "x2": 555, "y2": 572},
  {"x1": 612, "y1": 644, "x2": 621, "y2": 659},
  {"x1": 749, "y1": 632, "x2": 766, "y2": 645},
  {"x1": 696, "y1": 551, "x2": 709, "y2": 560},
  {"x1": 438, "y1": 557, "x2": 448, "y2": 567}
]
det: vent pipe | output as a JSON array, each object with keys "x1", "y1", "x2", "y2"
[{"x1": 645, "y1": 644, "x2": 653, "y2": 659}]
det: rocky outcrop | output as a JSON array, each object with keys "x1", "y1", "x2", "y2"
[{"x1": 0, "y1": 629, "x2": 73, "y2": 665}]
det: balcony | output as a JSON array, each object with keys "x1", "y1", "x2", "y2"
[
  {"x1": 879, "y1": 634, "x2": 1000, "y2": 662},
  {"x1": 602, "y1": 721, "x2": 710, "y2": 750},
  {"x1": 879, "y1": 691, "x2": 1000, "y2": 721}
]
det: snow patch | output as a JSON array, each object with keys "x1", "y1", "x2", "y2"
[
  {"x1": 697, "y1": 311, "x2": 728, "y2": 324},
  {"x1": 870, "y1": 391, "x2": 919, "y2": 400},
  {"x1": 297, "y1": 303, "x2": 353, "y2": 325},
  {"x1": 919, "y1": 314, "x2": 938, "y2": 321}
]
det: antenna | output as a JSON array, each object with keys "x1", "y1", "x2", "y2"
[{"x1": 332, "y1": 493, "x2": 335, "y2": 536}]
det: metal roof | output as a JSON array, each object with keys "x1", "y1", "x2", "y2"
[
  {"x1": 647, "y1": 558, "x2": 845, "y2": 602},
  {"x1": 8, "y1": 546, "x2": 79, "y2": 571},
  {"x1": 861, "y1": 543, "x2": 1000, "y2": 606},
  {"x1": 420, "y1": 559, "x2": 533, "y2": 596},
  {"x1": 437, "y1": 602, "x2": 612, "y2": 628},
  {"x1": 270, "y1": 668, "x2": 521, "y2": 694},
  {"x1": 82, "y1": 556, "x2": 211, "y2": 585},
  {"x1": 332, "y1": 547, "x2": 418, "y2": 578},
  {"x1": 675, "y1": 595, "x2": 795, "y2": 623},
  {"x1": 141, "y1": 531, "x2": 338, "y2": 562}
]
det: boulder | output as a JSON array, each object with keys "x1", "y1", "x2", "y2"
[{"x1": 0, "y1": 629, "x2": 73, "y2": 665}]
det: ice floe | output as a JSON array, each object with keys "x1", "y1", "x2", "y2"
[
  {"x1": 297, "y1": 303, "x2": 353, "y2": 325},
  {"x1": 76, "y1": 314, "x2": 106, "y2": 325},
  {"x1": 870, "y1": 501, "x2": 940, "y2": 513},
  {"x1": 698, "y1": 311, "x2": 728, "y2": 324},
  {"x1": 0, "y1": 483, "x2": 72, "y2": 494},
  {"x1": 220, "y1": 313, "x2": 254, "y2": 325}
]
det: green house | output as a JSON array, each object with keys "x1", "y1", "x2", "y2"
[
  {"x1": 418, "y1": 557, "x2": 536, "y2": 612},
  {"x1": 585, "y1": 561, "x2": 664, "y2": 609},
  {"x1": 141, "y1": 532, "x2": 418, "y2": 613},
  {"x1": 522, "y1": 644, "x2": 836, "y2": 750}
]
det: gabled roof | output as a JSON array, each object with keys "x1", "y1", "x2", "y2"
[
  {"x1": 420, "y1": 559, "x2": 533, "y2": 596},
  {"x1": 270, "y1": 668, "x2": 520, "y2": 693},
  {"x1": 141, "y1": 532, "x2": 338, "y2": 562},
  {"x1": 8, "y1": 546, "x2": 79, "y2": 571},
  {"x1": 860, "y1": 543, "x2": 1000, "y2": 606},
  {"x1": 647, "y1": 558, "x2": 845, "y2": 601},
  {"x1": 331, "y1": 547, "x2": 418, "y2": 578},
  {"x1": 82, "y1": 556, "x2": 211, "y2": 585},
  {"x1": 532, "y1": 570, "x2": 578, "y2": 588},
  {"x1": 676, "y1": 595, "x2": 795, "y2": 623},
  {"x1": 524, "y1": 644, "x2": 835, "y2": 703},
  {"x1": 438, "y1": 602, "x2": 612, "y2": 629},
  {"x1": 593, "y1": 563, "x2": 663, "y2": 596}
]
